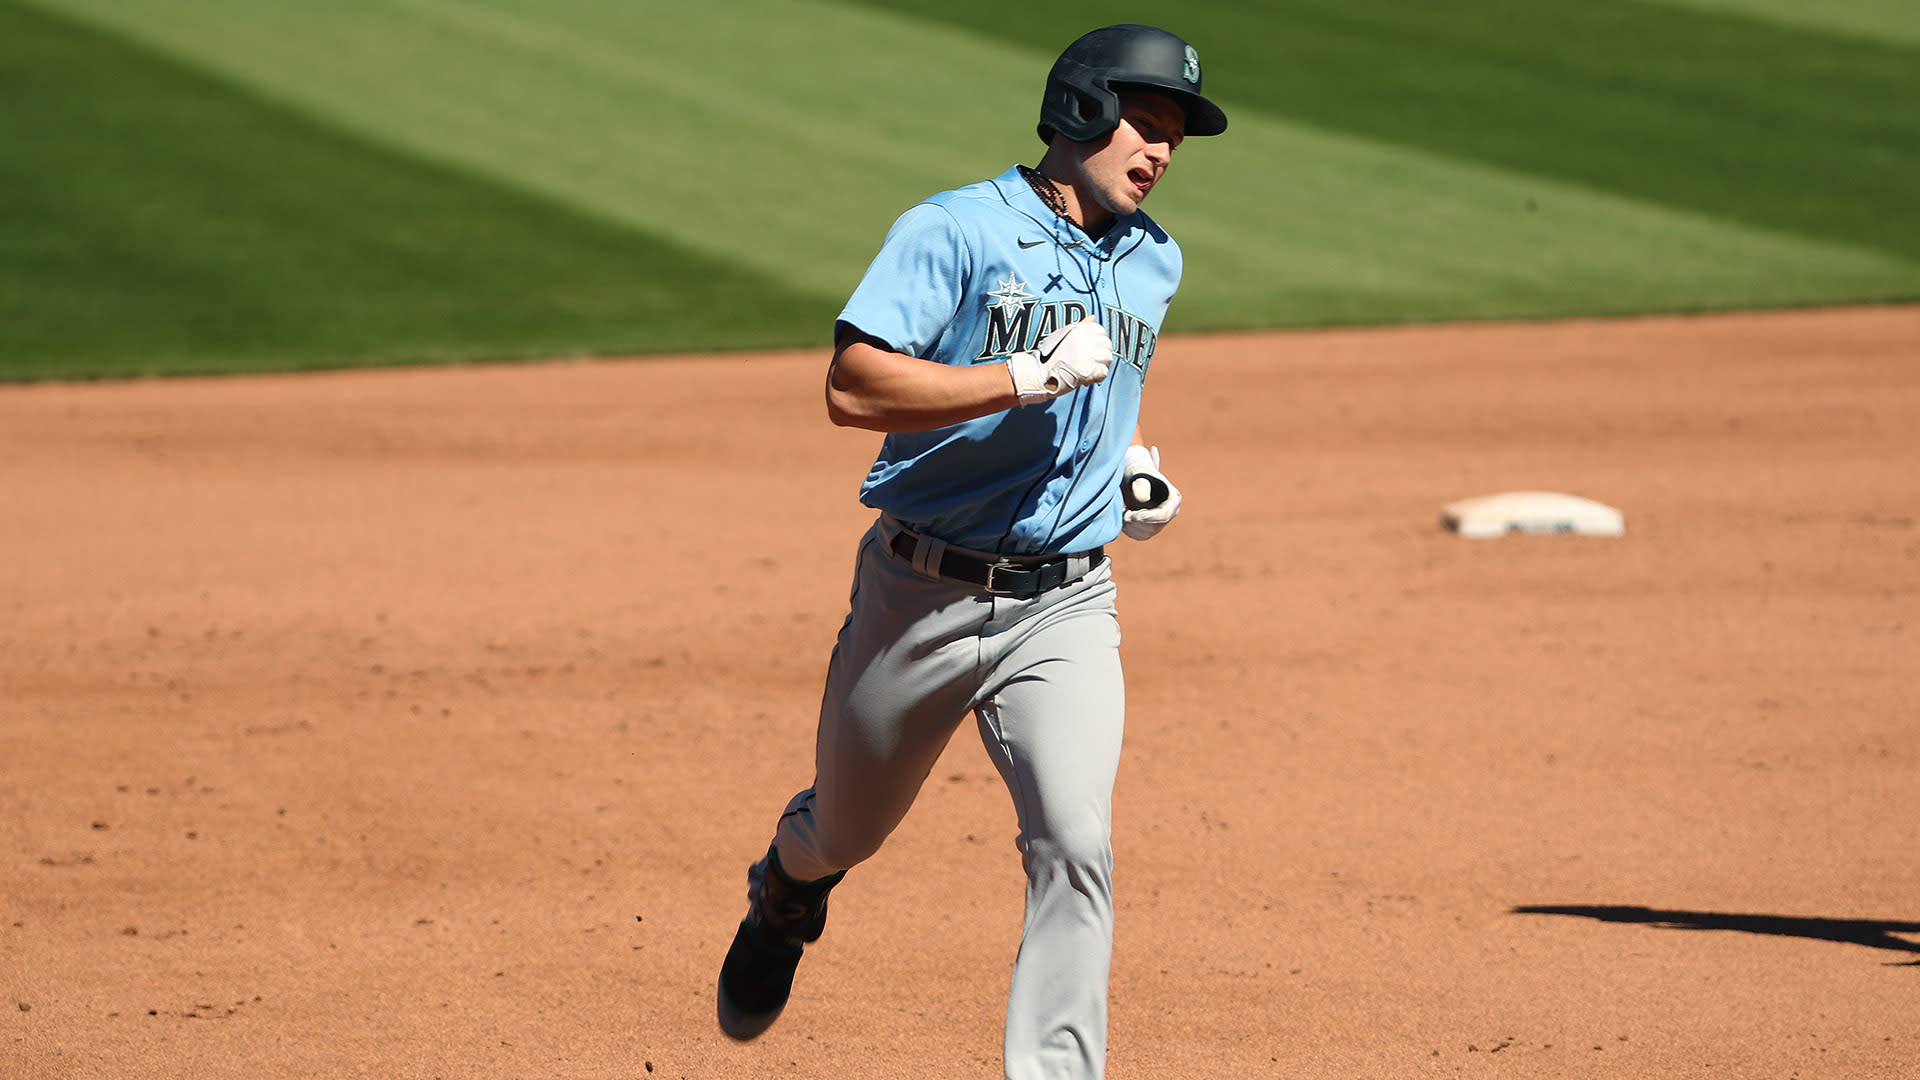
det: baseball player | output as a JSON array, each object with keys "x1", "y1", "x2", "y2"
[{"x1": 716, "y1": 24, "x2": 1225, "y2": 1080}]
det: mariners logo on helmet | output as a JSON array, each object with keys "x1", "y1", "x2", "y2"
[{"x1": 1037, "y1": 24, "x2": 1227, "y2": 144}]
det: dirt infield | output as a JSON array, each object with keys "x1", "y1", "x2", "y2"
[{"x1": 3, "y1": 306, "x2": 1916, "y2": 1079}]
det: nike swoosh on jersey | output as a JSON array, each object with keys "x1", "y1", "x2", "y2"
[{"x1": 1017, "y1": 237, "x2": 1047, "y2": 249}]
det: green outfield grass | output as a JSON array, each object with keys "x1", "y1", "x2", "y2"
[
  {"x1": 4, "y1": 0, "x2": 1917, "y2": 380},
  {"x1": 0, "y1": 1, "x2": 833, "y2": 379}
]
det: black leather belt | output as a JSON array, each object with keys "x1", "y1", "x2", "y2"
[{"x1": 888, "y1": 528, "x2": 1103, "y2": 597}]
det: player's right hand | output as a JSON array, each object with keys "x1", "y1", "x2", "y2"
[{"x1": 1007, "y1": 319, "x2": 1112, "y2": 402}]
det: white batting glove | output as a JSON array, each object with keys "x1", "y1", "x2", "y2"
[
  {"x1": 1120, "y1": 444, "x2": 1182, "y2": 541},
  {"x1": 1007, "y1": 319, "x2": 1112, "y2": 403}
]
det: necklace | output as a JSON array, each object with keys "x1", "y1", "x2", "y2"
[{"x1": 1018, "y1": 165, "x2": 1075, "y2": 227}]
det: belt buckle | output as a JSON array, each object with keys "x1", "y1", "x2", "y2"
[{"x1": 983, "y1": 560, "x2": 1026, "y2": 596}]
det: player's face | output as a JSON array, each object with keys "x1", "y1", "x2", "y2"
[{"x1": 1074, "y1": 92, "x2": 1187, "y2": 222}]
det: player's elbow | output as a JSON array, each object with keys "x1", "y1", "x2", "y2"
[
  {"x1": 824, "y1": 350, "x2": 891, "y2": 430},
  {"x1": 824, "y1": 389, "x2": 867, "y2": 429},
  {"x1": 824, "y1": 381, "x2": 886, "y2": 430}
]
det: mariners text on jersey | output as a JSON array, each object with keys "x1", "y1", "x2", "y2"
[{"x1": 973, "y1": 285, "x2": 1159, "y2": 379}]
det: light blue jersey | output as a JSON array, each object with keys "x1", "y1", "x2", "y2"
[{"x1": 837, "y1": 165, "x2": 1183, "y2": 555}]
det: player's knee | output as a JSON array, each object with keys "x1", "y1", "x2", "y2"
[{"x1": 1021, "y1": 821, "x2": 1114, "y2": 886}]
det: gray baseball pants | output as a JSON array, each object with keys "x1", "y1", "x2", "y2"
[{"x1": 771, "y1": 515, "x2": 1126, "y2": 1080}]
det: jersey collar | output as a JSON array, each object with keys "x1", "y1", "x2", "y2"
[{"x1": 999, "y1": 165, "x2": 1132, "y2": 256}]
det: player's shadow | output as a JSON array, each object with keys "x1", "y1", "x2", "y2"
[{"x1": 1513, "y1": 905, "x2": 1920, "y2": 966}]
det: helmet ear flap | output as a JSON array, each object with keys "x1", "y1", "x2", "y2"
[
  {"x1": 1038, "y1": 63, "x2": 1119, "y2": 144},
  {"x1": 1070, "y1": 86, "x2": 1117, "y2": 139}
]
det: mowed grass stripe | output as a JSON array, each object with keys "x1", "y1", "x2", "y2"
[
  {"x1": 0, "y1": 1, "x2": 833, "y2": 379},
  {"x1": 1153, "y1": 120, "x2": 1920, "y2": 330},
  {"x1": 1642, "y1": 0, "x2": 1920, "y2": 46},
  {"x1": 19, "y1": 0, "x2": 1042, "y2": 303},
  {"x1": 13, "y1": 0, "x2": 1918, "y2": 376},
  {"x1": 848, "y1": 0, "x2": 1920, "y2": 267}
]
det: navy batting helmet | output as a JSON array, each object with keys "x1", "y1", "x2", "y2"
[{"x1": 1037, "y1": 24, "x2": 1228, "y2": 144}]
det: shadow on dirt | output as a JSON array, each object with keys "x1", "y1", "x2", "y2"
[{"x1": 1513, "y1": 905, "x2": 1920, "y2": 966}]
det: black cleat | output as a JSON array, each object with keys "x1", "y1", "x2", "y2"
[
  {"x1": 716, "y1": 918, "x2": 803, "y2": 1040},
  {"x1": 716, "y1": 846, "x2": 845, "y2": 1041}
]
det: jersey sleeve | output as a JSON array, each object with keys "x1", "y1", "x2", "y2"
[{"x1": 837, "y1": 202, "x2": 973, "y2": 361}]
